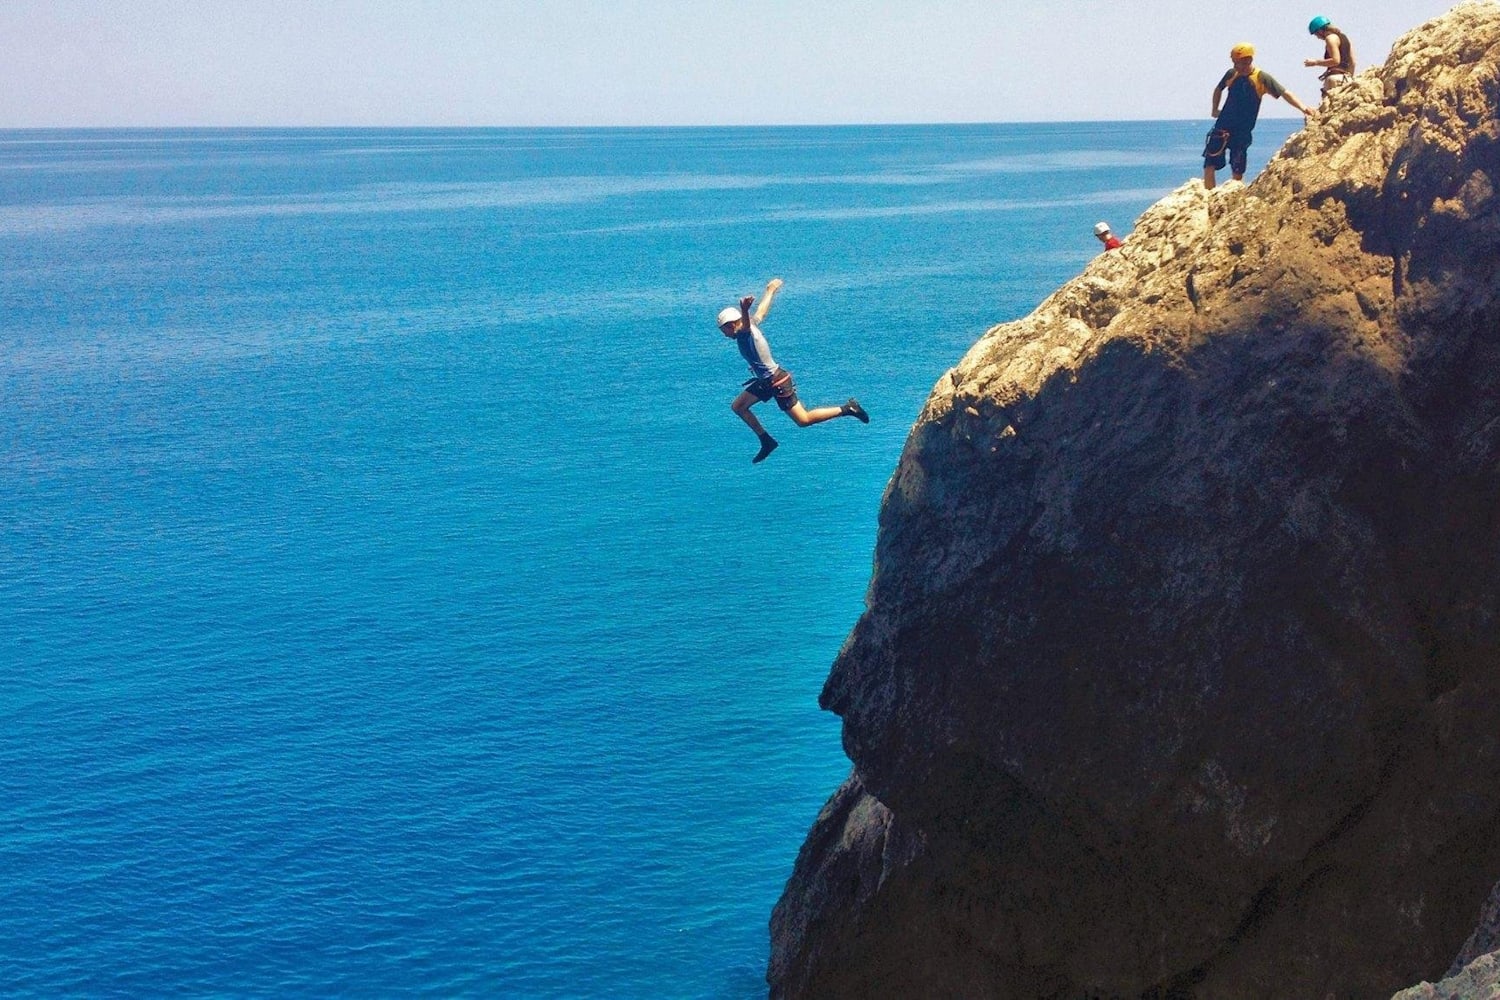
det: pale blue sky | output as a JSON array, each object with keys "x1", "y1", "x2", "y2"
[{"x1": 0, "y1": 1, "x2": 1471, "y2": 127}]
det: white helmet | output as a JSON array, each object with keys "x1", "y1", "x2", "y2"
[
  {"x1": 1093, "y1": 221, "x2": 1112, "y2": 236},
  {"x1": 717, "y1": 306, "x2": 742, "y2": 327}
]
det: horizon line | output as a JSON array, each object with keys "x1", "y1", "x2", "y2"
[{"x1": 0, "y1": 115, "x2": 1312, "y2": 133}]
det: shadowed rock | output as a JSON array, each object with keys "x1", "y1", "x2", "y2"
[
  {"x1": 1394, "y1": 878, "x2": 1500, "y2": 999},
  {"x1": 771, "y1": 5, "x2": 1500, "y2": 998}
]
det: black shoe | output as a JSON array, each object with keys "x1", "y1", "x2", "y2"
[
  {"x1": 842, "y1": 398, "x2": 869, "y2": 423},
  {"x1": 752, "y1": 435, "x2": 779, "y2": 464}
]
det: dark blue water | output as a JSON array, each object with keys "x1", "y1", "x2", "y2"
[{"x1": 0, "y1": 122, "x2": 1295, "y2": 997}]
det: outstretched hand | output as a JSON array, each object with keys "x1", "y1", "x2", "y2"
[
  {"x1": 739, "y1": 295, "x2": 755, "y2": 315},
  {"x1": 766, "y1": 278, "x2": 784, "y2": 293}
]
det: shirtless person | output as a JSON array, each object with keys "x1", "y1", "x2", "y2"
[{"x1": 718, "y1": 278, "x2": 869, "y2": 464}]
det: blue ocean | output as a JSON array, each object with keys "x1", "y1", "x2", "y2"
[{"x1": 0, "y1": 121, "x2": 1295, "y2": 997}]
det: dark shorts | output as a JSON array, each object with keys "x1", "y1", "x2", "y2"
[
  {"x1": 1204, "y1": 127, "x2": 1252, "y2": 175},
  {"x1": 744, "y1": 368, "x2": 800, "y2": 412}
]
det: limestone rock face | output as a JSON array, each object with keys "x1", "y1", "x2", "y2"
[
  {"x1": 1393, "y1": 878, "x2": 1500, "y2": 999},
  {"x1": 1390, "y1": 954, "x2": 1500, "y2": 1000},
  {"x1": 1446, "y1": 877, "x2": 1500, "y2": 979},
  {"x1": 770, "y1": 5, "x2": 1500, "y2": 998}
]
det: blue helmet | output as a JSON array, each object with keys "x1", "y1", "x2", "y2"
[{"x1": 1309, "y1": 15, "x2": 1331, "y2": 34}]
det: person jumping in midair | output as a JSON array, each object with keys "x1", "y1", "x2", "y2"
[{"x1": 718, "y1": 277, "x2": 868, "y2": 464}]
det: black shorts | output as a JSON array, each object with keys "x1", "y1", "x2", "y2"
[
  {"x1": 1204, "y1": 127, "x2": 1251, "y2": 175},
  {"x1": 744, "y1": 368, "x2": 800, "y2": 411}
]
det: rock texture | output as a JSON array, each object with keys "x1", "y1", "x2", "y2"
[
  {"x1": 1394, "y1": 878, "x2": 1500, "y2": 999},
  {"x1": 1448, "y1": 877, "x2": 1500, "y2": 978},
  {"x1": 1391, "y1": 953, "x2": 1500, "y2": 1000},
  {"x1": 770, "y1": 5, "x2": 1500, "y2": 998}
]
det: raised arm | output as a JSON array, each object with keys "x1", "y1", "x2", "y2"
[
  {"x1": 753, "y1": 278, "x2": 784, "y2": 324},
  {"x1": 738, "y1": 294, "x2": 755, "y2": 327}
]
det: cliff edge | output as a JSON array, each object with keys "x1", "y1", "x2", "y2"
[{"x1": 771, "y1": 5, "x2": 1500, "y2": 998}]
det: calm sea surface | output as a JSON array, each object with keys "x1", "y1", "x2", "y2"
[{"x1": 0, "y1": 122, "x2": 1295, "y2": 997}]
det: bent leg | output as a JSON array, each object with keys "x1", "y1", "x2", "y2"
[
  {"x1": 731, "y1": 391, "x2": 770, "y2": 437},
  {"x1": 786, "y1": 402, "x2": 847, "y2": 427}
]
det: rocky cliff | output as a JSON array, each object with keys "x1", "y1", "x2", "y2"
[
  {"x1": 770, "y1": 5, "x2": 1500, "y2": 998},
  {"x1": 1393, "y1": 877, "x2": 1500, "y2": 999}
]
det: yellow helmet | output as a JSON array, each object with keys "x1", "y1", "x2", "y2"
[{"x1": 1230, "y1": 42, "x2": 1256, "y2": 60}]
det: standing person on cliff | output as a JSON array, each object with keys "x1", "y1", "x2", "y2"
[
  {"x1": 1304, "y1": 16, "x2": 1355, "y2": 99},
  {"x1": 717, "y1": 278, "x2": 869, "y2": 464},
  {"x1": 1203, "y1": 42, "x2": 1315, "y2": 190}
]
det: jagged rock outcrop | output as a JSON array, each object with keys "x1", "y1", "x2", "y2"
[
  {"x1": 1448, "y1": 878, "x2": 1500, "y2": 978},
  {"x1": 770, "y1": 5, "x2": 1500, "y2": 998},
  {"x1": 1394, "y1": 879, "x2": 1500, "y2": 999},
  {"x1": 1392, "y1": 953, "x2": 1500, "y2": 1000}
]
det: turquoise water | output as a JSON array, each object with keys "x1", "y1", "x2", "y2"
[{"x1": 0, "y1": 122, "x2": 1294, "y2": 997}]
